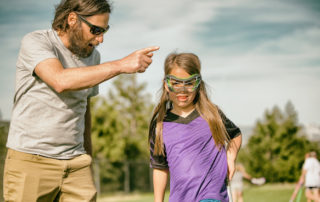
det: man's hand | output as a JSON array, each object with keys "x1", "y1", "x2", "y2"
[{"x1": 118, "y1": 46, "x2": 160, "y2": 74}]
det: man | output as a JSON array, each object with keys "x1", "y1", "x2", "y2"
[{"x1": 3, "y1": 0, "x2": 159, "y2": 201}]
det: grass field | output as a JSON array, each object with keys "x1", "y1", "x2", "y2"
[{"x1": 97, "y1": 183, "x2": 308, "y2": 202}]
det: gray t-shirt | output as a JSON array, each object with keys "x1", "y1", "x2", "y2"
[{"x1": 7, "y1": 29, "x2": 100, "y2": 159}]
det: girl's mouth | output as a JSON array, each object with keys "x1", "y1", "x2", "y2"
[{"x1": 176, "y1": 95, "x2": 188, "y2": 102}]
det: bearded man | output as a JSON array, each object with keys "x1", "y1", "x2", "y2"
[{"x1": 3, "y1": 0, "x2": 159, "y2": 201}]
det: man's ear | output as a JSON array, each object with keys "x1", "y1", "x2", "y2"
[{"x1": 68, "y1": 12, "x2": 78, "y2": 27}]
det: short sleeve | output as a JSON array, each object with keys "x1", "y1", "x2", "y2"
[
  {"x1": 18, "y1": 31, "x2": 57, "y2": 74},
  {"x1": 219, "y1": 109, "x2": 241, "y2": 139},
  {"x1": 87, "y1": 50, "x2": 100, "y2": 98},
  {"x1": 303, "y1": 158, "x2": 311, "y2": 170},
  {"x1": 88, "y1": 85, "x2": 99, "y2": 97},
  {"x1": 149, "y1": 119, "x2": 169, "y2": 169}
]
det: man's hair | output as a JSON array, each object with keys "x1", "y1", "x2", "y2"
[{"x1": 52, "y1": 0, "x2": 111, "y2": 32}]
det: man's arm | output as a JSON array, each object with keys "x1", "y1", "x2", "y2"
[
  {"x1": 153, "y1": 168, "x2": 169, "y2": 202},
  {"x1": 34, "y1": 46, "x2": 159, "y2": 93},
  {"x1": 227, "y1": 134, "x2": 242, "y2": 180},
  {"x1": 84, "y1": 98, "x2": 92, "y2": 156}
]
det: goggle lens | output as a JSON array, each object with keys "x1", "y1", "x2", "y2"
[{"x1": 165, "y1": 74, "x2": 201, "y2": 93}]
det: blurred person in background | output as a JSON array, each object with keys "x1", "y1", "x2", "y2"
[
  {"x1": 230, "y1": 163, "x2": 265, "y2": 202},
  {"x1": 300, "y1": 151, "x2": 320, "y2": 202}
]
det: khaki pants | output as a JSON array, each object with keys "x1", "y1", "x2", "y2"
[{"x1": 3, "y1": 149, "x2": 97, "y2": 202}]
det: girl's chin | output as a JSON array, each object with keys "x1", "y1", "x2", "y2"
[
  {"x1": 177, "y1": 98, "x2": 188, "y2": 102},
  {"x1": 175, "y1": 99, "x2": 188, "y2": 104},
  {"x1": 175, "y1": 102, "x2": 192, "y2": 108}
]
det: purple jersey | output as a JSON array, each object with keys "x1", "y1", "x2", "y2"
[{"x1": 150, "y1": 109, "x2": 241, "y2": 202}]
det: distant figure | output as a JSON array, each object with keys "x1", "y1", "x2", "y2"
[
  {"x1": 230, "y1": 163, "x2": 265, "y2": 202},
  {"x1": 300, "y1": 151, "x2": 320, "y2": 202}
]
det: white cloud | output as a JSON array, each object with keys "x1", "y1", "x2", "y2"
[
  {"x1": 97, "y1": 0, "x2": 320, "y2": 126},
  {"x1": 200, "y1": 24, "x2": 320, "y2": 125},
  {"x1": 0, "y1": 0, "x2": 319, "y2": 126},
  {"x1": 247, "y1": 1, "x2": 319, "y2": 24}
]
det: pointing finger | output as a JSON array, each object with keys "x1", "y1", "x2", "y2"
[{"x1": 139, "y1": 46, "x2": 160, "y2": 54}]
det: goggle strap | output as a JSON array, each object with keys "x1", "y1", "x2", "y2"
[{"x1": 165, "y1": 74, "x2": 200, "y2": 82}]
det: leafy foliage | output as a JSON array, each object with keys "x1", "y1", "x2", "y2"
[
  {"x1": 238, "y1": 101, "x2": 319, "y2": 183},
  {"x1": 90, "y1": 74, "x2": 154, "y2": 191}
]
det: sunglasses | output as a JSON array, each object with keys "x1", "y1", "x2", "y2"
[
  {"x1": 165, "y1": 74, "x2": 201, "y2": 93},
  {"x1": 77, "y1": 14, "x2": 110, "y2": 35}
]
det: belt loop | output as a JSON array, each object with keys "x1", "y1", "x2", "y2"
[{"x1": 34, "y1": 154, "x2": 40, "y2": 160}]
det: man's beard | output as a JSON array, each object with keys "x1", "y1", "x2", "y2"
[{"x1": 68, "y1": 25, "x2": 94, "y2": 58}]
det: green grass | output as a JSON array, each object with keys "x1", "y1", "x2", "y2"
[
  {"x1": 243, "y1": 183, "x2": 307, "y2": 202},
  {"x1": 98, "y1": 183, "x2": 307, "y2": 202},
  {"x1": 98, "y1": 192, "x2": 169, "y2": 202}
]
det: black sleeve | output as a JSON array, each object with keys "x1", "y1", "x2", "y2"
[
  {"x1": 149, "y1": 119, "x2": 169, "y2": 169},
  {"x1": 218, "y1": 109, "x2": 241, "y2": 139}
]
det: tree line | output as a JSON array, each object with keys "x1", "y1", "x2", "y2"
[
  {"x1": 238, "y1": 102, "x2": 319, "y2": 182},
  {"x1": 0, "y1": 75, "x2": 319, "y2": 194},
  {"x1": 90, "y1": 74, "x2": 154, "y2": 192},
  {"x1": 90, "y1": 75, "x2": 319, "y2": 191}
]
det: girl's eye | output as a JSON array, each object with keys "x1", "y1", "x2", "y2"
[{"x1": 171, "y1": 81, "x2": 181, "y2": 86}]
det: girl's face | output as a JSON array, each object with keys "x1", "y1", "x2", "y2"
[{"x1": 165, "y1": 67, "x2": 197, "y2": 112}]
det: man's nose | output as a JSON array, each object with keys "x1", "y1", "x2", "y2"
[{"x1": 95, "y1": 34, "x2": 104, "y2": 44}]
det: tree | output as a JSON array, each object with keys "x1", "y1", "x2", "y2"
[
  {"x1": 238, "y1": 101, "x2": 319, "y2": 183},
  {"x1": 90, "y1": 74, "x2": 154, "y2": 192}
]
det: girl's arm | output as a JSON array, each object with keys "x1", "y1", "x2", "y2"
[
  {"x1": 153, "y1": 168, "x2": 169, "y2": 202},
  {"x1": 298, "y1": 169, "x2": 306, "y2": 184},
  {"x1": 227, "y1": 134, "x2": 242, "y2": 180}
]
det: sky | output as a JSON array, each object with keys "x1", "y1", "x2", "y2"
[{"x1": 0, "y1": 0, "x2": 319, "y2": 127}]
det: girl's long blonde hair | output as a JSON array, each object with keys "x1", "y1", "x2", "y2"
[{"x1": 149, "y1": 52, "x2": 230, "y2": 156}]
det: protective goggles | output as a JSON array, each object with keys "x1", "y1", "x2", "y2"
[
  {"x1": 77, "y1": 14, "x2": 110, "y2": 35},
  {"x1": 165, "y1": 74, "x2": 201, "y2": 93}
]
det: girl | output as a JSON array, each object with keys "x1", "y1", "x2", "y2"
[{"x1": 149, "y1": 52, "x2": 242, "y2": 202}]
